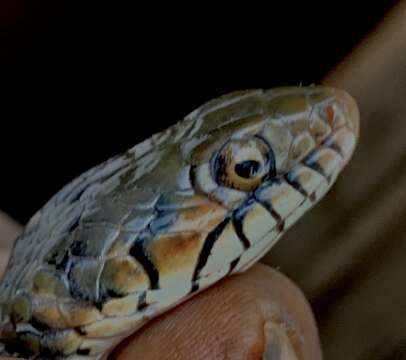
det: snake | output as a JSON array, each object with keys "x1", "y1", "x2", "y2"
[{"x1": 0, "y1": 86, "x2": 359, "y2": 359}]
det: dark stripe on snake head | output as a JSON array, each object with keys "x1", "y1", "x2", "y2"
[
  {"x1": 129, "y1": 235, "x2": 160, "y2": 290},
  {"x1": 192, "y1": 216, "x2": 231, "y2": 282}
]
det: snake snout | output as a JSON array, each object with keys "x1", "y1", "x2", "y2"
[
  {"x1": 307, "y1": 86, "x2": 360, "y2": 165},
  {"x1": 333, "y1": 88, "x2": 360, "y2": 140}
]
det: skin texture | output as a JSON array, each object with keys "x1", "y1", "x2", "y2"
[{"x1": 0, "y1": 213, "x2": 322, "y2": 360}]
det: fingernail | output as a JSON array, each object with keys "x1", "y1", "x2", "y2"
[{"x1": 262, "y1": 321, "x2": 299, "y2": 360}]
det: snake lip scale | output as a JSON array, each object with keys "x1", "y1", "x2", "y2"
[{"x1": 0, "y1": 86, "x2": 359, "y2": 359}]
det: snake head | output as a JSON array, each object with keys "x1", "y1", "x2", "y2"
[{"x1": 0, "y1": 86, "x2": 359, "y2": 359}]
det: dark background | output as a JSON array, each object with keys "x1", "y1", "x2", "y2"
[{"x1": 0, "y1": 1, "x2": 398, "y2": 223}]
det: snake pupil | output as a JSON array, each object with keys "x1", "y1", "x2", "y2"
[{"x1": 235, "y1": 160, "x2": 261, "y2": 178}]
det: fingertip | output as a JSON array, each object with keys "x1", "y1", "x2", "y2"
[
  {"x1": 0, "y1": 210, "x2": 22, "y2": 247},
  {"x1": 243, "y1": 264, "x2": 322, "y2": 360}
]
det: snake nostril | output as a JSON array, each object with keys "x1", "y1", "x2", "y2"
[{"x1": 334, "y1": 88, "x2": 360, "y2": 137}]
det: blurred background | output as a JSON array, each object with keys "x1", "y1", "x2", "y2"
[{"x1": 0, "y1": 1, "x2": 405, "y2": 358}]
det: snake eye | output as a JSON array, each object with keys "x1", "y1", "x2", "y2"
[{"x1": 213, "y1": 136, "x2": 275, "y2": 191}]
